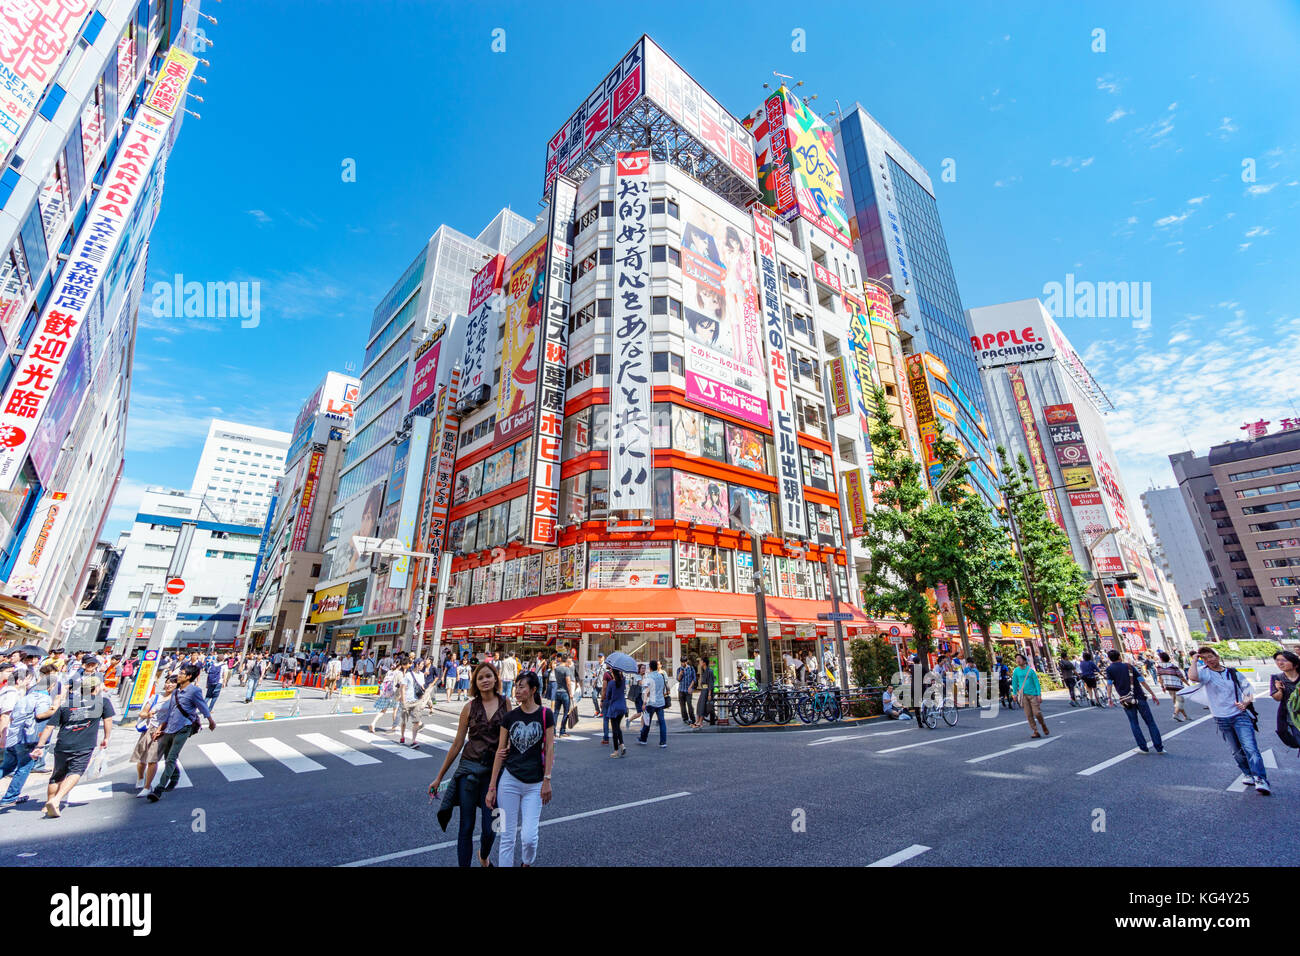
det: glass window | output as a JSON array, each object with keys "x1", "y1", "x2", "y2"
[
  {"x1": 652, "y1": 404, "x2": 672, "y2": 447},
  {"x1": 653, "y1": 468, "x2": 673, "y2": 520},
  {"x1": 508, "y1": 496, "x2": 526, "y2": 542},
  {"x1": 462, "y1": 511, "x2": 480, "y2": 551},
  {"x1": 589, "y1": 470, "x2": 609, "y2": 519},
  {"x1": 560, "y1": 472, "x2": 589, "y2": 524},
  {"x1": 454, "y1": 459, "x2": 484, "y2": 504},
  {"x1": 512, "y1": 437, "x2": 531, "y2": 483},
  {"x1": 701, "y1": 415, "x2": 726, "y2": 461},
  {"x1": 728, "y1": 486, "x2": 774, "y2": 535},
  {"x1": 563, "y1": 407, "x2": 592, "y2": 460}
]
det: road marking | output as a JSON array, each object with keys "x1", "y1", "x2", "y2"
[
  {"x1": 65, "y1": 780, "x2": 115, "y2": 802},
  {"x1": 874, "y1": 705, "x2": 1103, "y2": 754},
  {"x1": 1227, "y1": 749, "x2": 1278, "y2": 791},
  {"x1": 867, "y1": 844, "x2": 931, "y2": 867},
  {"x1": 808, "y1": 728, "x2": 912, "y2": 746},
  {"x1": 338, "y1": 791, "x2": 692, "y2": 867},
  {"x1": 414, "y1": 733, "x2": 451, "y2": 751},
  {"x1": 341, "y1": 728, "x2": 432, "y2": 760},
  {"x1": 967, "y1": 734, "x2": 1063, "y2": 764},
  {"x1": 417, "y1": 723, "x2": 457, "y2": 739},
  {"x1": 1076, "y1": 714, "x2": 1214, "y2": 776},
  {"x1": 298, "y1": 733, "x2": 380, "y2": 766},
  {"x1": 250, "y1": 737, "x2": 325, "y2": 774},
  {"x1": 196, "y1": 742, "x2": 263, "y2": 781}
]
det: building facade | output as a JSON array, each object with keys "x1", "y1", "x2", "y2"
[
  {"x1": 189, "y1": 418, "x2": 290, "y2": 527},
  {"x1": 1142, "y1": 486, "x2": 1214, "y2": 636},
  {"x1": 101, "y1": 487, "x2": 261, "y2": 651},
  {"x1": 0, "y1": 0, "x2": 204, "y2": 636},
  {"x1": 968, "y1": 297, "x2": 1180, "y2": 653}
]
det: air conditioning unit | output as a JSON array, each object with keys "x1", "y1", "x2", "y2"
[{"x1": 455, "y1": 383, "x2": 491, "y2": 415}]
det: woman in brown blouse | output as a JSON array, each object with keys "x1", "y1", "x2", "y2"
[{"x1": 432, "y1": 661, "x2": 504, "y2": 867}]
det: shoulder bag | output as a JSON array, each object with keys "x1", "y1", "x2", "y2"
[{"x1": 1117, "y1": 666, "x2": 1142, "y2": 710}]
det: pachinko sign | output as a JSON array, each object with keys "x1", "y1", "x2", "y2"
[
  {"x1": 680, "y1": 193, "x2": 767, "y2": 427},
  {"x1": 0, "y1": 46, "x2": 198, "y2": 488},
  {"x1": 1006, "y1": 366, "x2": 1066, "y2": 531},
  {"x1": 751, "y1": 211, "x2": 805, "y2": 536}
]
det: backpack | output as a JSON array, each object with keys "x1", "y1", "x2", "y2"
[
  {"x1": 1288, "y1": 684, "x2": 1300, "y2": 737},
  {"x1": 380, "y1": 672, "x2": 399, "y2": 697}
]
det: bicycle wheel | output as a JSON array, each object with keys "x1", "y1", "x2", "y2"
[
  {"x1": 942, "y1": 702, "x2": 957, "y2": 726},
  {"x1": 922, "y1": 704, "x2": 938, "y2": 729},
  {"x1": 822, "y1": 696, "x2": 842, "y2": 722},
  {"x1": 769, "y1": 693, "x2": 793, "y2": 724},
  {"x1": 795, "y1": 694, "x2": 818, "y2": 724},
  {"x1": 733, "y1": 695, "x2": 760, "y2": 726}
]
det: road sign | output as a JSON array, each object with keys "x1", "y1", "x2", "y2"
[
  {"x1": 817, "y1": 612, "x2": 854, "y2": 621},
  {"x1": 888, "y1": 633, "x2": 904, "y2": 646},
  {"x1": 156, "y1": 595, "x2": 180, "y2": 621},
  {"x1": 166, "y1": 578, "x2": 185, "y2": 595}
]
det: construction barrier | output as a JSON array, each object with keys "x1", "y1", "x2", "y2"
[
  {"x1": 331, "y1": 683, "x2": 380, "y2": 714},
  {"x1": 244, "y1": 687, "x2": 301, "y2": 721}
]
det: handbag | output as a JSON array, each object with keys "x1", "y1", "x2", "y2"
[
  {"x1": 567, "y1": 702, "x2": 579, "y2": 729},
  {"x1": 1117, "y1": 666, "x2": 1142, "y2": 710}
]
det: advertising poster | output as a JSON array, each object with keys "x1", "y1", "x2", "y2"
[
  {"x1": 289, "y1": 450, "x2": 324, "y2": 553},
  {"x1": 545, "y1": 39, "x2": 645, "y2": 193},
  {"x1": 588, "y1": 541, "x2": 672, "y2": 589},
  {"x1": 460, "y1": 255, "x2": 506, "y2": 403},
  {"x1": 496, "y1": 237, "x2": 546, "y2": 444},
  {"x1": 725, "y1": 423, "x2": 766, "y2": 473},
  {"x1": 525, "y1": 175, "x2": 577, "y2": 546},
  {"x1": 679, "y1": 194, "x2": 767, "y2": 427},
  {"x1": 673, "y1": 472, "x2": 729, "y2": 526},
  {"x1": 0, "y1": 0, "x2": 93, "y2": 166},
  {"x1": 729, "y1": 485, "x2": 773, "y2": 536},
  {"x1": 345, "y1": 579, "x2": 368, "y2": 616},
  {"x1": 845, "y1": 294, "x2": 881, "y2": 471},
  {"x1": 7, "y1": 490, "x2": 69, "y2": 601},
  {"x1": 389, "y1": 415, "x2": 432, "y2": 588},
  {"x1": 27, "y1": 327, "x2": 89, "y2": 483},
  {"x1": 1094, "y1": 450, "x2": 1132, "y2": 532},
  {"x1": 905, "y1": 354, "x2": 942, "y2": 485},
  {"x1": 1006, "y1": 366, "x2": 1067, "y2": 531},
  {"x1": 609, "y1": 151, "x2": 654, "y2": 511},
  {"x1": 743, "y1": 87, "x2": 851, "y2": 248},
  {"x1": 560, "y1": 542, "x2": 586, "y2": 591},
  {"x1": 408, "y1": 335, "x2": 442, "y2": 411},
  {"x1": 1068, "y1": 490, "x2": 1124, "y2": 573},
  {"x1": 750, "y1": 211, "x2": 806, "y2": 536},
  {"x1": 828, "y1": 356, "x2": 852, "y2": 417},
  {"x1": 844, "y1": 469, "x2": 869, "y2": 537},
  {"x1": 454, "y1": 458, "x2": 483, "y2": 505},
  {"x1": 331, "y1": 483, "x2": 384, "y2": 578}
]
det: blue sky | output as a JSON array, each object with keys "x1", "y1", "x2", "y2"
[{"x1": 109, "y1": 0, "x2": 1300, "y2": 537}]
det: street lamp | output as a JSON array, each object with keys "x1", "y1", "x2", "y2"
[{"x1": 352, "y1": 537, "x2": 451, "y2": 660}]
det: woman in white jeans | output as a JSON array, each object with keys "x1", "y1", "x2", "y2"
[{"x1": 486, "y1": 671, "x2": 554, "y2": 867}]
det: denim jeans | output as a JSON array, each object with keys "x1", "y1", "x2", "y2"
[
  {"x1": 205, "y1": 685, "x2": 222, "y2": 708},
  {"x1": 1123, "y1": 700, "x2": 1163, "y2": 752},
  {"x1": 1215, "y1": 711, "x2": 1267, "y2": 780},
  {"x1": 1, "y1": 742, "x2": 36, "y2": 801},
  {"x1": 244, "y1": 677, "x2": 260, "y2": 703},
  {"x1": 454, "y1": 766, "x2": 495, "y2": 868},
  {"x1": 638, "y1": 705, "x2": 668, "y2": 745},
  {"x1": 153, "y1": 726, "x2": 192, "y2": 792},
  {"x1": 553, "y1": 690, "x2": 570, "y2": 734}
]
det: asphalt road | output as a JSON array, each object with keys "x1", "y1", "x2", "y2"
[{"x1": 2, "y1": 682, "x2": 1294, "y2": 867}]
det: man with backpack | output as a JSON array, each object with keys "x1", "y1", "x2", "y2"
[
  {"x1": 1188, "y1": 645, "x2": 1272, "y2": 795},
  {"x1": 146, "y1": 664, "x2": 217, "y2": 803},
  {"x1": 29, "y1": 664, "x2": 115, "y2": 818},
  {"x1": 243, "y1": 653, "x2": 266, "y2": 703}
]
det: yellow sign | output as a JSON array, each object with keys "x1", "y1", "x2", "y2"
[
  {"x1": 253, "y1": 689, "x2": 297, "y2": 701},
  {"x1": 309, "y1": 583, "x2": 348, "y2": 624},
  {"x1": 341, "y1": 684, "x2": 379, "y2": 695},
  {"x1": 128, "y1": 660, "x2": 158, "y2": 708}
]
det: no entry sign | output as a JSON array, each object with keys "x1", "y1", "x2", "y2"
[{"x1": 166, "y1": 578, "x2": 186, "y2": 595}]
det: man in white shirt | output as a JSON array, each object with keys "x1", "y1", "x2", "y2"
[
  {"x1": 324, "y1": 656, "x2": 342, "y2": 698},
  {"x1": 500, "y1": 653, "x2": 519, "y2": 699},
  {"x1": 1188, "y1": 645, "x2": 1271, "y2": 795},
  {"x1": 395, "y1": 660, "x2": 423, "y2": 747}
]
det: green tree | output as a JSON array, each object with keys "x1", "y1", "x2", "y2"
[{"x1": 995, "y1": 446, "x2": 1090, "y2": 670}]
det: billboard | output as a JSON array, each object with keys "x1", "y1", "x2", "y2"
[
  {"x1": 1044, "y1": 401, "x2": 1132, "y2": 534},
  {"x1": 587, "y1": 541, "x2": 672, "y2": 589},
  {"x1": 844, "y1": 469, "x2": 869, "y2": 537},
  {"x1": 1069, "y1": 490, "x2": 1123, "y2": 574},
  {"x1": 409, "y1": 334, "x2": 442, "y2": 411},
  {"x1": 289, "y1": 450, "x2": 324, "y2": 553},
  {"x1": 905, "y1": 354, "x2": 942, "y2": 485},
  {"x1": 27, "y1": 324, "x2": 89, "y2": 483},
  {"x1": 0, "y1": 1, "x2": 92, "y2": 167},
  {"x1": 6, "y1": 489, "x2": 69, "y2": 603},
  {"x1": 680, "y1": 193, "x2": 767, "y2": 427},
  {"x1": 545, "y1": 36, "x2": 757, "y2": 196},
  {"x1": 388, "y1": 415, "x2": 432, "y2": 588},
  {"x1": 673, "y1": 472, "x2": 729, "y2": 526},
  {"x1": 844, "y1": 294, "x2": 880, "y2": 472},
  {"x1": 0, "y1": 47, "x2": 197, "y2": 488},
  {"x1": 525, "y1": 175, "x2": 578, "y2": 546},
  {"x1": 1006, "y1": 366, "x2": 1067, "y2": 530},
  {"x1": 751, "y1": 211, "x2": 806, "y2": 536},
  {"x1": 609, "y1": 151, "x2": 653, "y2": 512},
  {"x1": 460, "y1": 255, "x2": 505, "y2": 403},
  {"x1": 743, "y1": 87, "x2": 850, "y2": 248},
  {"x1": 828, "y1": 356, "x2": 852, "y2": 418},
  {"x1": 415, "y1": 371, "x2": 461, "y2": 569},
  {"x1": 496, "y1": 238, "x2": 546, "y2": 444},
  {"x1": 330, "y1": 483, "x2": 385, "y2": 578}
]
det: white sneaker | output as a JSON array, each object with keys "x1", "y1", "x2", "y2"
[
  {"x1": 136, "y1": 788, "x2": 151, "y2": 798},
  {"x1": 1255, "y1": 778, "x2": 1272, "y2": 796}
]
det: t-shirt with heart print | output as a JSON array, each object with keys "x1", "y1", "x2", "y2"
[{"x1": 502, "y1": 705, "x2": 549, "y2": 784}]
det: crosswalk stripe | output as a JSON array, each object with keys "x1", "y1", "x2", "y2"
[
  {"x1": 66, "y1": 780, "x2": 115, "y2": 802},
  {"x1": 250, "y1": 737, "x2": 325, "y2": 773},
  {"x1": 415, "y1": 733, "x2": 451, "y2": 751},
  {"x1": 341, "y1": 728, "x2": 432, "y2": 760},
  {"x1": 418, "y1": 723, "x2": 457, "y2": 739},
  {"x1": 173, "y1": 762, "x2": 193, "y2": 789},
  {"x1": 196, "y1": 741, "x2": 264, "y2": 781},
  {"x1": 298, "y1": 733, "x2": 380, "y2": 766}
]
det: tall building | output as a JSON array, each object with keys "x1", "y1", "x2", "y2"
[
  {"x1": 101, "y1": 487, "x2": 262, "y2": 651},
  {"x1": 0, "y1": 1, "x2": 204, "y2": 636},
  {"x1": 1171, "y1": 422, "x2": 1300, "y2": 642},
  {"x1": 189, "y1": 418, "x2": 290, "y2": 525},
  {"x1": 968, "y1": 297, "x2": 1181, "y2": 653},
  {"x1": 833, "y1": 106, "x2": 998, "y2": 508},
  {"x1": 1141, "y1": 486, "x2": 1213, "y2": 636},
  {"x1": 312, "y1": 208, "x2": 531, "y2": 659},
  {"x1": 244, "y1": 371, "x2": 358, "y2": 650}
]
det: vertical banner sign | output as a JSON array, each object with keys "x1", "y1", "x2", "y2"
[
  {"x1": 526, "y1": 175, "x2": 578, "y2": 547},
  {"x1": 496, "y1": 239, "x2": 546, "y2": 443},
  {"x1": 1006, "y1": 366, "x2": 1067, "y2": 531},
  {"x1": 0, "y1": 46, "x2": 198, "y2": 488},
  {"x1": 7, "y1": 490, "x2": 68, "y2": 600},
  {"x1": 610, "y1": 151, "x2": 652, "y2": 511},
  {"x1": 843, "y1": 469, "x2": 868, "y2": 537},
  {"x1": 289, "y1": 450, "x2": 324, "y2": 552},
  {"x1": 408, "y1": 333, "x2": 442, "y2": 412},
  {"x1": 0, "y1": 1, "x2": 93, "y2": 167},
  {"x1": 1041, "y1": 401, "x2": 1124, "y2": 571},
  {"x1": 751, "y1": 212, "x2": 806, "y2": 536},
  {"x1": 905, "y1": 354, "x2": 942, "y2": 485},
  {"x1": 844, "y1": 293, "x2": 880, "y2": 472},
  {"x1": 389, "y1": 415, "x2": 433, "y2": 588},
  {"x1": 460, "y1": 255, "x2": 505, "y2": 401},
  {"x1": 416, "y1": 370, "x2": 461, "y2": 563},
  {"x1": 828, "y1": 357, "x2": 852, "y2": 418}
]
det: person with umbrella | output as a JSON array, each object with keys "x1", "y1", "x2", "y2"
[{"x1": 604, "y1": 653, "x2": 637, "y2": 757}]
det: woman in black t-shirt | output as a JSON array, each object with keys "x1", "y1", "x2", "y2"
[{"x1": 486, "y1": 671, "x2": 554, "y2": 867}]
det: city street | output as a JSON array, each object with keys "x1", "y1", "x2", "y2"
[{"x1": 2, "y1": 681, "x2": 1292, "y2": 867}]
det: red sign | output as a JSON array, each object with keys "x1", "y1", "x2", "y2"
[
  {"x1": 812, "y1": 262, "x2": 841, "y2": 293},
  {"x1": 166, "y1": 578, "x2": 185, "y2": 595},
  {"x1": 616, "y1": 150, "x2": 650, "y2": 175}
]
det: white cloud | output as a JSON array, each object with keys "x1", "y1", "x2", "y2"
[
  {"x1": 1245, "y1": 226, "x2": 1270, "y2": 237},
  {"x1": 1245, "y1": 183, "x2": 1277, "y2": 196},
  {"x1": 1080, "y1": 156, "x2": 1094, "y2": 167},
  {"x1": 1106, "y1": 108, "x2": 1130, "y2": 123},
  {"x1": 1051, "y1": 156, "x2": 1093, "y2": 172},
  {"x1": 1239, "y1": 242, "x2": 1252, "y2": 251},
  {"x1": 107, "y1": 477, "x2": 150, "y2": 526},
  {"x1": 1155, "y1": 212, "x2": 1189, "y2": 227},
  {"x1": 993, "y1": 175, "x2": 1021, "y2": 188},
  {"x1": 247, "y1": 209, "x2": 272, "y2": 224},
  {"x1": 1186, "y1": 195, "x2": 1209, "y2": 204},
  {"x1": 1215, "y1": 117, "x2": 1238, "y2": 139},
  {"x1": 1096, "y1": 75, "x2": 1121, "y2": 94},
  {"x1": 1126, "y1": 216, "x2": 1138, "y2": 225}
]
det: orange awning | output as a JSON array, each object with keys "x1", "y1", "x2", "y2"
[{"x1": 439, "y1": 590, "x2": 872, "y2": 630}]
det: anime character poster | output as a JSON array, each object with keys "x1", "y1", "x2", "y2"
[
  {"x1": 496, "y1": 238, "x2": 547, "y2": 443},
  {"x1": 673, "y1": 472, "x2": 730, "y2": 526},
  {"x1": 678, "y1": 195, "x2": 768, "y2": 427},
  {"x1": 725, "y1": 423, "x2": 766, "y2": 473}
]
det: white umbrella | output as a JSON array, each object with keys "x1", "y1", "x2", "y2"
[{"x1": 606, "y1": 651, "x2": 639, "y2": 674}]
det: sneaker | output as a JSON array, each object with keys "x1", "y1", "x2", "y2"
[
  {"x1": 1242, "y1": 776, "x2": 1257, "y2": 788},
  {"x1": 659, "y1": 743, "x2": 668, "y2": 749},
  {"x1": 163, "y1": 779, "x2": 178, "y2": 792},
  {"x1": 146, "y1": 791, "x2": 160, "y2": 803},
  {"x1": 1137, "y1": 748, "x2": 1151, "y2": 754},
  {"x1": 135, "y1": 778, "x2": 144, "y2": 790},
  {"x1": 1255, "y1": 778, "x2": 1272, "y2": 796},
  {"x1": 1155, "y1": 747, "x2": 1166, "y2": 754},
  {"x1": 136, "y1": 788, "x2": 151, "y2": 798},
  {"x1": 0, "y1": 795, "x2": 29, "y2": 809},
  {"x1": 637, "y1": 740, "x2": 647, "y2": 746}
]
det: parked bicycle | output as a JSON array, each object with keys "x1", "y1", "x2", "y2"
[
  {"x1": 919, "y1": 690, "x2": 958, "y2": 729},
  {"x1": 795, "y1": 682, "x2": 843, "y2": 724}
]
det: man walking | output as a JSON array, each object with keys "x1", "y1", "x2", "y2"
[
  {"x1": 324, "y1": 654, "x2": 342, "y2": 698},
  {"x1": 1104, "y1": 649, "x2": 1164, "y2": 754},
  {"x1": 203, "y1": 654, "x2": 224, "y2": 709},
  {"x1": 395, "y1": 660, "x2": 424, "y2": 747},
  {"x1": 243, "y1": 653, "x2": 265, "y2": 703},
  {"x1": 693, "y1": 657, "x2": 716, "y2": 729},
  {"x1": 552, "y1": 655, "x2": 574, "y2": 737},
  {"x1": 1188, "y1": 645, "x2": 1272, "y2": 794},
  {"x1": 676, "y1": 658, "x2": 696, "y2": 726},
  {"x1": 1, "y1": 667, "x2": 57, "y2": 808},
  {"x1": 30, "y1": 666, "x2": 115, "y2": 818},
  {"x1": 1155, "y1": 651, "x2": 1189, "y2": 721},
  {"x1": 500, "y1": 652, "x2": 518, "y2": 700},
  {"x1": 637, "y1": 659, "x2": 670, "y2": 748},
  {"x1": 147, "y1": 664, "x2": 217, "y2": 802}
]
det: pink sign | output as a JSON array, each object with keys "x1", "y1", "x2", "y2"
[
  {"x1": 409, "y1": 339, "x2": 441, "y2": 410},
  {"x1": 685, "y1": 371, "x2": 769, "y2": 427}
]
